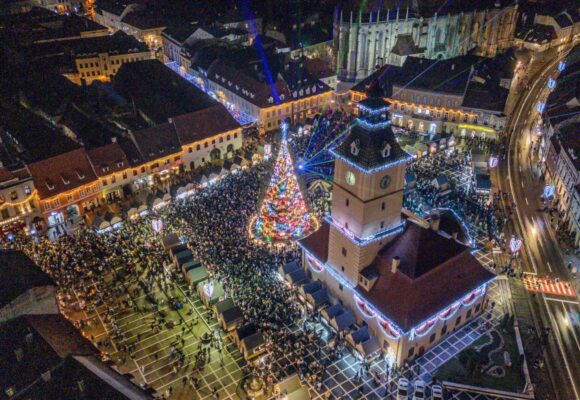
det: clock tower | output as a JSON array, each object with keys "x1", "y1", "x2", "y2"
[{"x1": 327, "y1": 97, "x2": 411, "y2": 286}]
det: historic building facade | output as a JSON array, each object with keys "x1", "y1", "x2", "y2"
[
  {"x1": 298, "y1": 98, "x2": 494, "y2": 365},
  {"x1": 334, "y1": 1, "x2": 518, "y2": 82}
]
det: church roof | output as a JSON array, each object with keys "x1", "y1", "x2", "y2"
[
  {"x1": 391, "y1": 34, "x2": 422, "y2": 56},
  {"x1": 357, "y1": 222, "x2": 495, "y2": 331},
  {"x1": 332, "y1": 108, "x2": 410, "y2": 172}
]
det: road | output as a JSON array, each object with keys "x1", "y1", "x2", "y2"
[{"x1": 495, "y1": 46, "x2": 580, "y2": 400}]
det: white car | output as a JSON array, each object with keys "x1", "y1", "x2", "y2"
[
  {"x1": 431, "y1": 384, "x2": 443, "y2": 400},
  {"x1": 396, "y1": 378, "x2": 409, "y2": 400},
  {"x1": 412, "y1": 379, "x2": 426, "y2": 400}
]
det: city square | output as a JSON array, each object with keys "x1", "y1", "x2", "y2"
[{"x1": 0, "y1": 1, "x2": 579, "y2": 400}]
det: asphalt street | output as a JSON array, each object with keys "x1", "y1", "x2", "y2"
[{"x1": 496, "y1": 45, "x2": 580, "y2": 400}]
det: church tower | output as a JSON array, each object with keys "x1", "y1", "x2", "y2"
[{"x1": 327, "y1": 98, "x2": 411, "y2": 286}]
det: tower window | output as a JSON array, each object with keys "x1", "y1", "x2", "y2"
[
  {"x1": 466, "y1": 309, "x2": 472, "y2": 319},
  {"x1": 429, "y1": 333, "x2": 436, "y2": 343},
  {"x1": 345, "y1": 198, "x2": 349, "y2": 207},
  {"x1": 339, "y1": 284, "x2": 343, "y2": 291},
  {"x1": 380, "y1": 221, "x2": 384, "y2": 229},
  {"x1": 381, "y1": 202, "x2": 385, "y2": 210},
  {"x1": 408, "y1": 347, "x2": 415, "y2": 357},
  {"x1": 341, "y1": 266, "x2": 345, "y2": 272},
  {"x1": 455, "y1": 316, "x2": 462, "y2": 326},
  {"x1": 342, "y1": 247, "x2": 347, "y2": 256}
]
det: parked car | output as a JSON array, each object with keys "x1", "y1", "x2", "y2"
[
  {"x1": 431, "y1": 384, "x2": 443, "y2": 400},
  {"x1": 397, "y1": 378, "x2": 409, "y2": 400},
  {"x1": 412, "y1": 379, "x2": 426, "y2": 400}
]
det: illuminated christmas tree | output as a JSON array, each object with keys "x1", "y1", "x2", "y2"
[{"x1": 255, "y1": 125, "x2": 314, "y2": 243}]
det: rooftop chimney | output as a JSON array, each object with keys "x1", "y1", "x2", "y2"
[
  {"x1": 391, "y1": 256, "x2": 400, "y2": 273},
  {"x1": 430, "y1": 214, "x2": 440, "y2": 231}
]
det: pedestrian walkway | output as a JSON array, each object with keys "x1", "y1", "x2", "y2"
[
  {"x1": 414, "y1": 281, "x2": 507, "y2": 379},
  {"x1": 523, "y1": 275, "x2": 576, "y2": 298}
]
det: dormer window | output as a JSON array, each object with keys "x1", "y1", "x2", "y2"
[
  {"x1": 75, "y1": 170, "x2": 85, "y2": 180},
  {"x1": 381, "y1": 142, "x2": 391, "y2": 158},
  {"x1": 61, "y1": 175, "x2": 70, "y2": 185},
  {"x1": 350, "y1": 139, "x2": 360, "y2": 156},
  {"x1": 102, "y1": 166, "x2": 110, "y2": 173},
  {"x1": 116, "y1": 161, "x2": 124, "y2": 168},
  {"x1": 46, "y1": 180, "x2": 55, "y2": 191}
]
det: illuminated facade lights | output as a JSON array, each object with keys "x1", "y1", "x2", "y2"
[
  {"x1": 356, "y1": 118, "x2": 392, "y2": 131},
  {"x1": 329, "y1": 149, "x2": 412, "y2": 175},
  {"x1": 301, "y1": 247, "x2": 492, "y2": 337},
  {"x1": 325, "y1": 215, "x2": 405, "y2": 247},
  {"x1": 357, "y1": 104, "x2": 390, "y2": 115}
]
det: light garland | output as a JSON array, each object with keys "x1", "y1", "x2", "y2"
[
  {"x1": 325, "y1": 215, "x2": 405, "y2": 247},
  {"x1": 0, "y1": 189, "x2": 38, "y2": 210},
  {"x1": 377, "y1": 316, "x2": 402, "y2": 340},
  {"x1": 306, "y1": 255, "x2": 325, "y2": 273},
  {"x1": 354, "y1": 293, "x2": 377, "y2": 318},
  {"x1": 253, "y1": 129, "x2": 315, "y2": 244},
  {"x1": 357, "y1": 103, "x2": 390, "y2": 115},
  {"x1": 353, "y1": 293, "x2": 402, "y2": 339},
  {"x1": 356, "y1": 118, "x2": 392, "y2": 131},
  {"x1": 329, "y1": 149, "x2": 412, "y2": 175}
]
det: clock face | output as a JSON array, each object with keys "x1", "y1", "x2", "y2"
[
  {"x1": 345, "y1": 171, "x2": 356, "y2": 186},
  {"x1": 380, "y1": 175, "x2": 391, "y2": 189}
]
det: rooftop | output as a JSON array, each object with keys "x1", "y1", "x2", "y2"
[
  {"x1": 337, "y1": 0, "x2": 512, "y2": 19},
  {"x1": 171, "y1": 105, "x2": 240, "y2": 145},
  {"x1": 357, "y1": 222, "x2": 495, "y2": 331},
  {"x1": 333, "y1": 99, "x2": 409, "y2": 171},
  {"x1": 545, "y1": 45, "x2": 580, "y2": 126},
  {"x1": 113, "y1": 60, "x2": 218, "y2": 124},
  {"x1": 0, "y1": 250, "x2": 54, "y2": 309},
  {"x1": 131, "y1": 123, "x2": 181, "y2": 163},
  {"x1": 0, "y1": 7, "x2": 108, "y2": 44},
  {"x1": 27, "y1": 148, "x2": 98, "y2": 199},
  {"x1": 87, "y1": 142, "x2": 130, "y2": 177},
  {"x1": 0, "y1": 314, "x2": 152, "y2": 399},
  {"x1": 0, "y1": 104, "x2": 80, "y2": 163}
]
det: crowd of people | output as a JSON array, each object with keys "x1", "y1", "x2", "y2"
[
  {"x1": 404, "y1": 146, "x2": 499, "y2": 240},
  {"x1": 0, "y1": 124, "x2": 516, "y2": 399},
  {"x1": 5, "y1": 159, "x2": 338, "y2": 397}
]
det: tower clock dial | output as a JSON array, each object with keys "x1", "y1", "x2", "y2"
[
  {"x1": 380, "y1": 175, "x2": 391, "y2": 189},
  {"x1": 345, "y1": 171, "x2": 356, "y2": 186}
]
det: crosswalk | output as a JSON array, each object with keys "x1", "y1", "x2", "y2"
[{"x1": 523, "y1": 275, "x2": 576, "y2": 297}]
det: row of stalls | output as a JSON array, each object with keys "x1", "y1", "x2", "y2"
[
  {"x1": 281, "y1": 261, "x2": 382, "y2": 362},
  {"x1": 162, "y1": 233, "x2": 210, "y2": 287},
  {"x1": 162, "y1": 232, "x2": 267, "y2": 362},
  {"x1": 471, "y1": 151, "x2": 492, "y2": 195},
  {"x1": 177, "y1": 157, "x2": 253, "y2": 199},
  {"x1": 92, "y1": 211, "x2": 123, "y2": 233}
]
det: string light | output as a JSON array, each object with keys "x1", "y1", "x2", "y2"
[
  {"x1": 0, "y1": 189, "x2": 38, "y2": 210},
  {"x1": 357, "y1": 103, "x2": 390, "y2": 115},
  {"x1": 329, "y1": 149, "x2": 412, "y2": 174},
  {"x1": 356, "y1": 118, "x2": 392, "y2": 131},
  {"x1": 325, "y1": 215, "x2": 405, "y2": 247},
  {"x1": 253, "y1": 130, "x2": 315, "y2": 243}
]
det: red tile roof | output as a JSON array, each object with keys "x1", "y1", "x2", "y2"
[
  {"x1": 87, "y1": 143, "x2": 129, "y2": 177},
  {"x1": 171, "y1": 105, "x2": 240, "y2": 146},
  {"x1": 131, "y1": 122, "x2": 181, "y2": 162},
  {"x1": 0, "y1": 167, "x2": 16, "y2": 184},
  {"x1": 28, "y1": 148, "x2": 98, "y2": 199},
  {"x1": 358, "y1": 222, "x2": 495, "y2": 331},
  {"x1": 298, "y1": 220, "x2": 330, "y2": 263}
]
